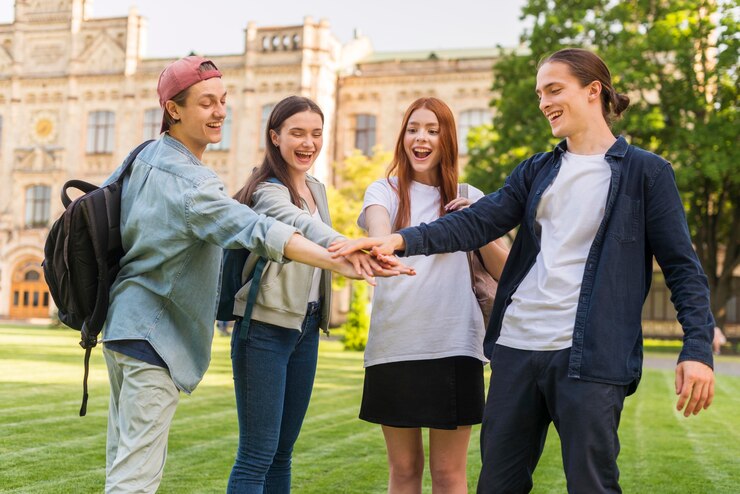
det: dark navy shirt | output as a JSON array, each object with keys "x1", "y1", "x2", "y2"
[
  {"x1": 400, "y1": 137, "x2": 714, "y2": 394},
  {"x1": 105, "y1": 340, "x2": 168, "y2": 368}
]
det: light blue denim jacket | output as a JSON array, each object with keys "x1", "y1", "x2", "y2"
[{"x1": 102, "y1": 134, "x2": 297, "y2": 393}]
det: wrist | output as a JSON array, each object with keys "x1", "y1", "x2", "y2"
[{"x1": 393, "y1": 233, "x2": 405, "y2": 252}]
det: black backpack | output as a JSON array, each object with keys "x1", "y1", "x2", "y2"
[{"x1": 42, "y1": 140, "x2": 153, "y2": 416}]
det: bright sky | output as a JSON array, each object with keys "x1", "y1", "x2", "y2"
[{"x1": 0, "y1": 0, "x2": 528, "y2": 58}]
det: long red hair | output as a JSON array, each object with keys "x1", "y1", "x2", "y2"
[{"x1": 387, "y1": 97, "x2": 459, "y2": 231}]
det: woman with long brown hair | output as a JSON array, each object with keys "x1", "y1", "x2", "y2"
[{"x1": 226, "y1": 96, "x2": 408, "y2": 493}]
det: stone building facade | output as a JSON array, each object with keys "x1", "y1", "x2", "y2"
[{"x1": 0, "y1": 0, "x2": 500, "y2": 319}]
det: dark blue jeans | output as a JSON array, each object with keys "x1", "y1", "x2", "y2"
[
  {"x1": 477, "y1": 345, "x2": 629, "y2": 494},
  {"x1": 227, "y1": 302, "x2": 321, "y2": 494}
]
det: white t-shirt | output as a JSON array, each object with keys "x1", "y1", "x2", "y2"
[
  {"x1": 358, "y1": 178, "x2": 488, "y2": 367},
  {"x1": 497, "y1": 151, "x2": 611, "y2": 350}
]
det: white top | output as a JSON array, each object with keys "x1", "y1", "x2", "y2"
[
  {"x1": 307, "y1": 208, "x2": 322, "y2": 303},
  {"x1": 498, "y1": 151, "x2": 611, "y2": 350},
  {"x1": 358, "y1": 178, "x2": 488, "y2": 367}
]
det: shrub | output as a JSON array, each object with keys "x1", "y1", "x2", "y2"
[{"x1": 341, "y1": 281, "x2": 370, "y2": 351}]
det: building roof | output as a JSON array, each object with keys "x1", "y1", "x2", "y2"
[{"x1": 361, "y1": 47, "x2": 503, "y2": 63}]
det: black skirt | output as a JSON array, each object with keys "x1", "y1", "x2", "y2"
[{"x1": 359, "y1": 356, "x2": 485, "y2": 430}]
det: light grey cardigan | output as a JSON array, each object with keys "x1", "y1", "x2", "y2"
[{"x1": 232, "y1": 175, "x2": 343, "y2": 331}]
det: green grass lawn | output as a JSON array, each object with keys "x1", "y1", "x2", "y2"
[{"x1": 1, "y1": 327, "x2": 738, "y2": 493}]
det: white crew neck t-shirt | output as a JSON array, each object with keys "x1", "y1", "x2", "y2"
[
  {"x1": 358, "y1": 178, "x2": 488, "y2": 367},
  {"x1": 497, "y1": 151, "x2": 611, "y2": 351}
]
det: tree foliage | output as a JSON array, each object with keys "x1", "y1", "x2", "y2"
[
  {"x1": 327, "y1": 148, "x2": 391, "y2": 238},
  {"x1": 465, "y1": 0, "x2": 739, "y2": 326}
]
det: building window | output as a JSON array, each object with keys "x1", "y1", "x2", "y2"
[
  {"x1": 458, "y1": 109, "x2": 490, "y2": 155},
  {"x1": 24, "y1": 271, "x2": 40, "y2": 281},
  {"x1": 86, "y1": 110, "x2": 115, "y2": 154},
  {"x1": 354, "y1": 114, "x2": 376, "y2": 156},
  {"x1": 260, "y1": 103, "x2": 276, "y2": 148},
  {"x1": 25, "y1": 185, "x2": 51, "y2": 228},
  {"x1": 208, "y1": 107, "x2": 232, "y2": 151},
  {"x1": 143, "y1": 108, "x2": 161, "y2": 141}
]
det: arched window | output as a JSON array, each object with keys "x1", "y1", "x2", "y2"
[
  {"x1": 25, "y1": 185, "x2": 51, "y2": 228},
  {"x1": 24, "y1": 271, "x2": 40, "y2": 281},
  {"x1": 86, "y1": 110, "x2": 115, "y2": 154},
  {"x1": 458, "y1": 109, "x2": 490, "y2": 155}
]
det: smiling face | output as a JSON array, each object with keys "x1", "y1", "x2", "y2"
[
  {"x1": 270, "y1": 110, "x2": 324, "y2": 178},
  {"x1": 403, "y1": 107, "x2": 442, "y2": 185},
  {"x1": 536, "y1": 61, "x2": 602, "y2": 141},
  {"x1": 166, "y1": 77, "x2": 226, "y2": 159}
]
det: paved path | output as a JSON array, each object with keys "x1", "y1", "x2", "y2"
[{"x1": 644, "y1": 354, "x2": 740, "y2": 376}]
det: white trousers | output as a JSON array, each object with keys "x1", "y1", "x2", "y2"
[{"x1": 104, "y1": 347, "x2": 180, "y2": 494}]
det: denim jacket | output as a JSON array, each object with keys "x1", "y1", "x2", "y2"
[
  {"x1": 400, "y1": 137, "x2": 714, "y2": 393},
  {"x1": 102, "y1": 134, "x2": 297, "y2": 393}
]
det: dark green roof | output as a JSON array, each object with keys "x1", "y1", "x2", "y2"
[{"x1": 360, "y1": 47, "x2": 507, "y2": 63}]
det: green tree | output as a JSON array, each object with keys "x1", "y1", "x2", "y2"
[
  {"x1": 328, "y1": 147, "x2": 391, "y2": 236},
  {"x1": 465, "y1": 0, "x2": 739, "y2": 326},
  {"x1": 327, "y1": 147, "x2": 392, "y2": 287}
]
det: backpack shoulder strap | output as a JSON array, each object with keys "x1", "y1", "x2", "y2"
[
  {"x1": 459, "y1": 183, "x2": 469, "y2": 199},
  {"x1": 232, "y1": 176, "x2": 285, "y2": 339},
  {"x1": 115, "y1": 139, "x2": 155, "y2": 185},
  {"x1": 82, "y1": 140, "x2": 154, "y2": 344},
  {"x1": 457, "y1": 183, "x2": 476, "y2": 293},
  {"x1": 237, "y1": 257, "x2": 268, "y2": 340}
]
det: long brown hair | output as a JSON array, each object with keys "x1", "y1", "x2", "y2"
[
  {"x1": 539, "y1": 48, "x2": 630, "y2": 124},
  {"x1": 234, "y1": 96, "x2": 324, "y2": 207},
  {"x1": 388, "y1": 97, "x2": 459, "y2": 231}
]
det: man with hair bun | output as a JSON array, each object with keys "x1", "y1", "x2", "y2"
[{"x1": 331, "y1": 48, "x2": 715, "y2": 493}]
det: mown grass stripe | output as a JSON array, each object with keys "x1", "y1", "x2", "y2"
[{"x1": 2, "y1": 328, "x2": 739, "y2": 493}]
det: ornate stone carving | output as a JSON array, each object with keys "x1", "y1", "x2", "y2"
[
  {"x1": 25, "y1": 38, "x2": 69, "y2": 73},
  {"x1": 75, "y1": 31, "x2": 126, "y2": 74},
  {"x1": 14, "y1": 146, "x2": 64, "y2": 173}
]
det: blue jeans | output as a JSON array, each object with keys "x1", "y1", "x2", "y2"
[{"x1": 227, "y1": 302, "x2": 321, "y2": 494}]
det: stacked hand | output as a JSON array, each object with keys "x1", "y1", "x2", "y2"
[
  {"x1": 330, "y1": 234, "x2": 406, "y2": 259},
  {"x1": 330, "y1": 234, "x2": 413, "y2": 285}
]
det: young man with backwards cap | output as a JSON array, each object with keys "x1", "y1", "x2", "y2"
[{"x1": 100, "y1": 55, "x2": 398, "y2": 493}]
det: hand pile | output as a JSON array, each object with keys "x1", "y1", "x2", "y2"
[{"x1": 329, "y1": 234, "x2": 413, "y2": 285}]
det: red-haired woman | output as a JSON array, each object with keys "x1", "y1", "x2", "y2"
[{"x1": 357, "y1": 97, "x2": 508, "y2": 493}]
